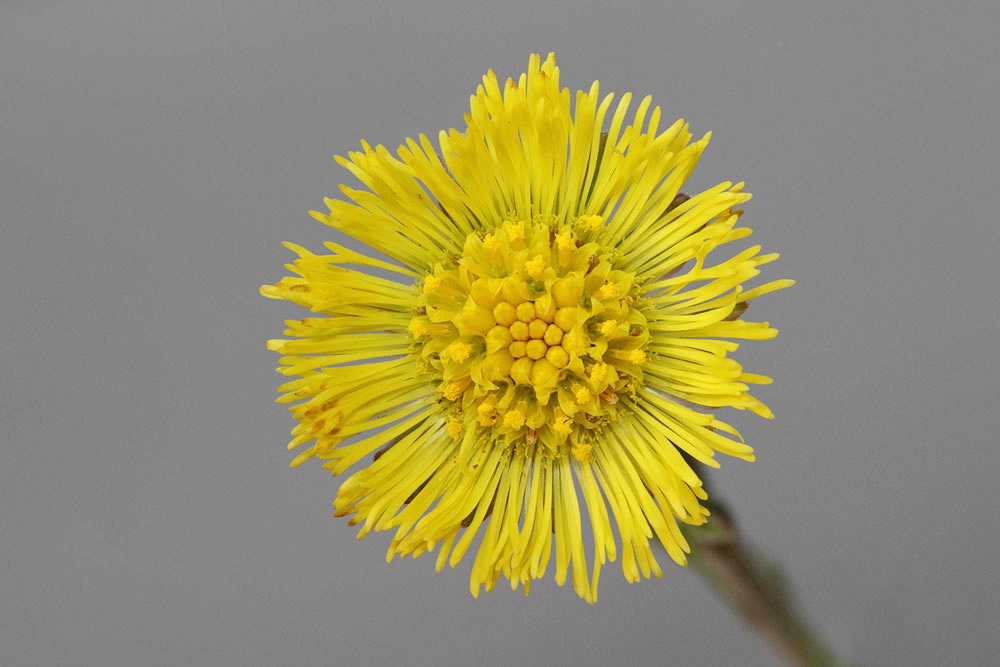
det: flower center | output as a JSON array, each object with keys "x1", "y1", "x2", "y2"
[{"x1": 408, "y1": 217, "x2": 649, "y2": 457}]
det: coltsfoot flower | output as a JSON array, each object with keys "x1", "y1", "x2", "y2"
[{"x1": 262, "y1": 53, "x2": 792, "y2": 603}]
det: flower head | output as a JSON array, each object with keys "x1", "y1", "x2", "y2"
[{"x1": 262, "y1": 53, "x2": 792, "y2": 603}]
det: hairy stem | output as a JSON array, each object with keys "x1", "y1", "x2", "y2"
[{"x1": 683, "y1": 488, "x2": 845, "y2": 666}]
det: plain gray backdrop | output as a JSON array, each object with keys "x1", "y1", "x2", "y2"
[{"x1": 3, "y1": 1, "x2": 998, "y2": 665}]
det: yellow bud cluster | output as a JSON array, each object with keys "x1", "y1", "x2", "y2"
[{"x1": 483, "y1": 295, "x2": 578, "y2": 391}]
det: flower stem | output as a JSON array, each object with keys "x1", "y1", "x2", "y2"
[{"x1": 683, "y1": 493, "x2": 845, "y2": 666}]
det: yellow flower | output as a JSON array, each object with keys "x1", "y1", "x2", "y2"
[{"x1": 261, "y1": 53, "x2": 793, "y2": 603}]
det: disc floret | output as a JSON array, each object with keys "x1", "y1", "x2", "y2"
[{"x1": 408, "y1": 217, "x2": 650, "y2": 458}]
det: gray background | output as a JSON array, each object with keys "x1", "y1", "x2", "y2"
[{"x1": 3, "y1": 1, "x2": 998, "y2": 665}]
